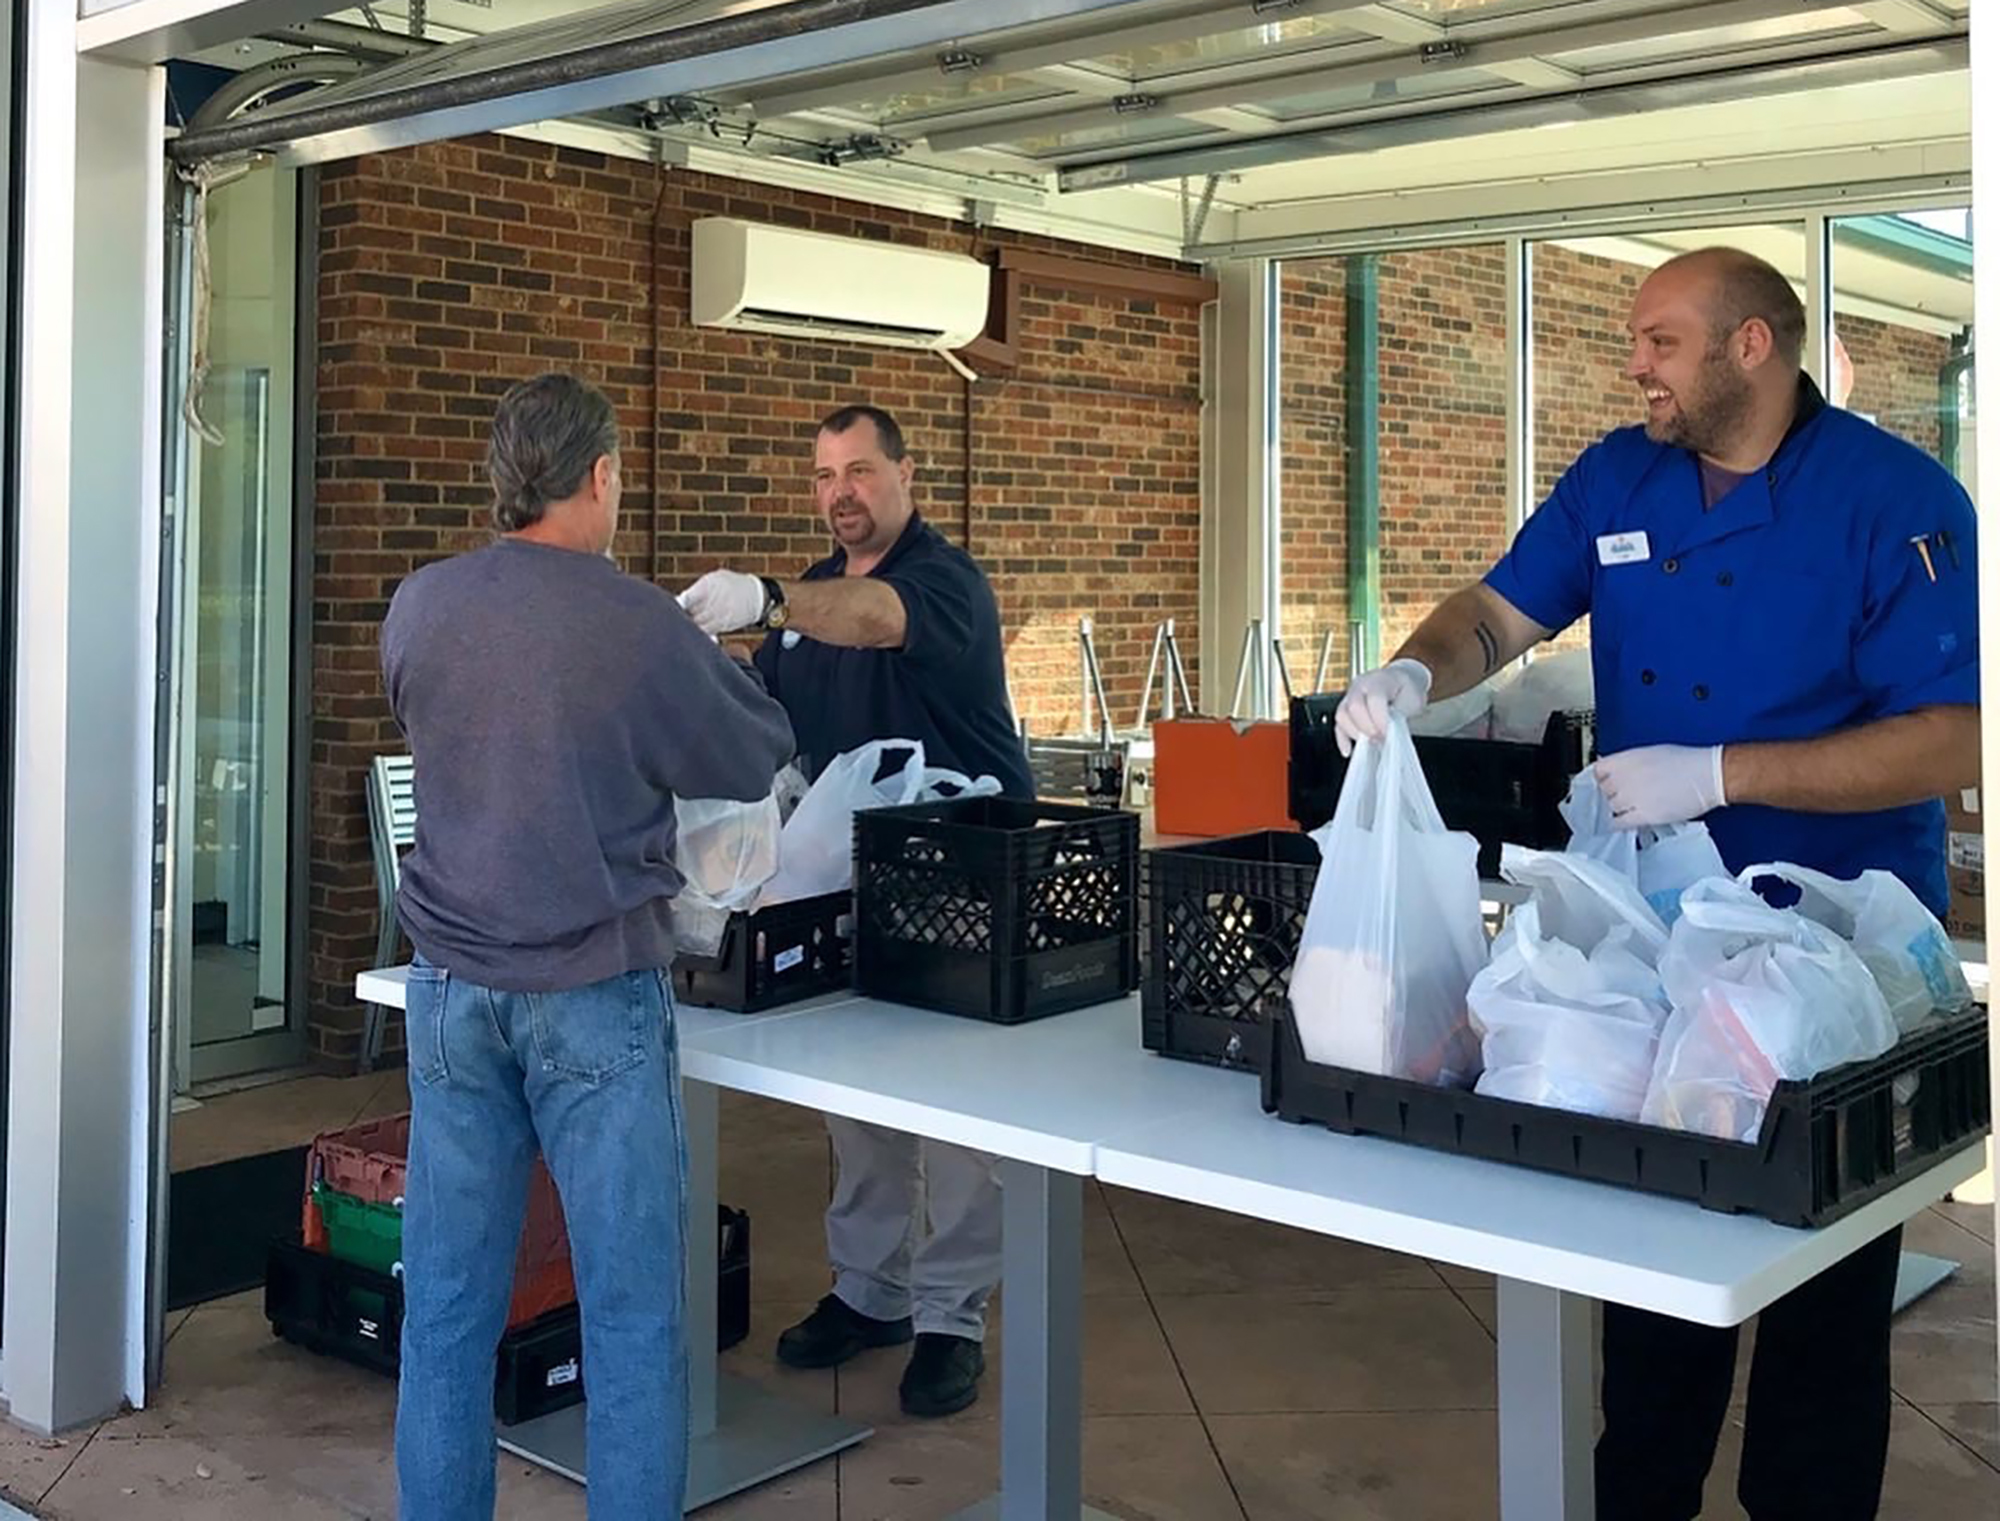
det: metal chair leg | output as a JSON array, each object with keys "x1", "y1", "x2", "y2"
[{"x1": 358, "y1": 1002, "x2": 385, "y2": 1076}]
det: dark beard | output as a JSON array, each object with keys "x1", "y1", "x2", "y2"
[{"x1": 1645, "y1": 345, "x2": 1753, "y2": 455}]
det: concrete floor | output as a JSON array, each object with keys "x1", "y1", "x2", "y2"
[{"x1": 3, "y1": 1070, "x2": 1991, "y2": 1519}]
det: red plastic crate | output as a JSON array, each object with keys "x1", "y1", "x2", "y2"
[{"x1": 301, "y1": 1112, "x2": 575, "y2": 1330}]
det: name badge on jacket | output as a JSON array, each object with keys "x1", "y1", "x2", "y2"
[{"x1": 1596, "y1": 531, "x2": 1650, "y2": 567}]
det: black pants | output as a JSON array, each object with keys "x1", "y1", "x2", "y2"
[{"x1": 1595, "y1": 1224, "x2": 1902, "y2": 1521}]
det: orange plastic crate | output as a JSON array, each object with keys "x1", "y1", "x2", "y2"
[
  {"x1": 1150, "y1": 718, "x2": 1298, "y2": 837},
  {"x1": 301, "y1": 1112, "x2": 576, "y2": 1330}
]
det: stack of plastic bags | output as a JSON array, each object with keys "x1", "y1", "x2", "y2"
[
  {"x1": 1465, "y1": 767, "x2": 1974, "y2": 1140},
  {"x1": 671, "y1": 738, "x2": 1001, "y2": 956}
]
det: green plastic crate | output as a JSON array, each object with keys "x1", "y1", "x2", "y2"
[{"x1": 312, "y1": 1182, "x2": 402, "y2": 1276}]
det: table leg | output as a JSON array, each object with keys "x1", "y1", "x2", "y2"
[
  {"x1": 949, "y1": 1161, "x2": 1119, "y2": 1521},
  {"x1": 498, "y1": 1075, "x2": 870, "y2": 1507},
  {"x1": 1892, "y1": 1250, "x2": 1959, "y2": 1313},
  {"x1": 1496, "y1": 1277, "x2": 1595, "y2": 1521}
]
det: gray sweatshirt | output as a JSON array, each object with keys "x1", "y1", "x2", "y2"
[{"x1": 381, "y1": 538, "x2": 795, "y2": 992}]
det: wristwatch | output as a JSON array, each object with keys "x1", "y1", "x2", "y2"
[{"x1": 758, "y1": 576, "x2": 790, "y2": 631}]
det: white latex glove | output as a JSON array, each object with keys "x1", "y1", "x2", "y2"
[
  {"x1": 677, "y1": 569, "x2": 767, "y2": 635},
  {"x1": 1333, "y1": 658, "x2": 1434, "y2": 757},
  {"x1": 1594, "y1": 745, "x2": 1727, "y2": 829}
]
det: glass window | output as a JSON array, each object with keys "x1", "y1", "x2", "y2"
[
  {"x1": 1828, "y1": 209, "x2": 1975, "y2": 496},
  {"x1": 175, "y1": 163, "x2": 303, "y2": 1081},
  {"x1": 1276, "y1": 244, "x2": 1510, "y2": 688}
]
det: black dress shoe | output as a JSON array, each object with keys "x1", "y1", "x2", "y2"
[
  {"x1": 898, "y1": 1332, "x2": 985, "y2": 1418},
  {"x1": 776, "y1": 1294, "x2": 913, "y2": 1370}
]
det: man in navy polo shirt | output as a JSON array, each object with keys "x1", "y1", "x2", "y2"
[
  {"x1": 679, "y1": 404, "x2": 1031, "y2": 1418},
  {"x1": 1338, "y1": 247, "x2": 1978, "y2": 1520}
]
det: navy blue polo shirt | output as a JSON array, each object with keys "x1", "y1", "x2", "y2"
[
  {"x1": 753, "y1": 511, "x2": 1035, "y2": 799},
  {"x1": 1486, "y1": 377, "x2": 1978, "y2": 914}
]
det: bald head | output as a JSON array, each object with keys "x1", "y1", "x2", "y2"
[{"x1": 1650, "y1": 247, "x2": 1806, "y2": 371}]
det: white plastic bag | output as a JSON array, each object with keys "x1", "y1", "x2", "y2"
[
  {"x1": 1489, "y1": 648, "x2": 1593, "y2": 744},
  {"x1": 1559, "y1": 767, "x2": 1727, "y2": 926},
  {"x1": 756, "y1": 739, "x2": 928, "y2": 907},
  {"x1": 671, "y1": 791, "x2": 782, "y2": 955},
  {"x1": 1469, "y1": 845, "x2": 1670, "y2": 1118},
  {"x1": 1642, "y1": 875, "x2": 1899, "y2": 1138},
  {"x1": 1738, "y1": 862, "x2": 1972, "y2": 1034},
  {"x1": 918, "y1": 766, "x2": 1004, "y2": 803},
  {"x1": 1288, "y1": 714, "x2": 1487, "y2": 1084}
]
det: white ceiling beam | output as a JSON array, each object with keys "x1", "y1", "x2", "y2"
[
  {"x1": 1853, "y1": 1, "x2": 1955, "y2": 35},
  {"x1": 1196, "y1": 142, "x2": 1970, "y2": 252},
  {"x1": 1483, "y1": 58, "x2": 1583, "y2": 89},
  {"x1": 1181, "y1": 105, "x2": 1279, "y2": 133},
  {"x1": 1340, "y1": 4, "x2": 1442, "y2": 45},
  {"x1": 922, "y1": 0, "x2": 1861, "y2": 154},
  {"x1": 77, "y1": 0, "x2": 337, "y2": 61}
]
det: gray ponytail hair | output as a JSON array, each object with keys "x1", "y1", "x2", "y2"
[{"x1": 487, "y1": 373, "x2": 621, "y2": 531}]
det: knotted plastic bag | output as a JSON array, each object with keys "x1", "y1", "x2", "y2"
[
  {"x1": 1469, "y1": 845, "x2": 1670, "y2": 1119},
  {"x1": 1559, "y1": 767, "x2": 1728, "y2": 926},
  {"x1": 1641, "y1": 875, "x2": 1899, "y2": 1139},
  {"x1": 1739, "y1": 863, "x2": 1972, "y2": 1035},
  {"x1": 1288, "y1": 714, "x2": 1486, "y2": 1085}
]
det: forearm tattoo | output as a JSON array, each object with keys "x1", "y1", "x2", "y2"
[{"x1": 1474, "y1": 621, "x2": 1500, "y2": 675}]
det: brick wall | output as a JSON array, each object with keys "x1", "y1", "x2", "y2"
[
  {"x1": 310, "y1": 135, "x2": 1203, "y2": 1063},
  {"x1": 1839, "y1": 313, "x2": 1952, "y2": 458},
  {"x1": 1278, "y1": 246, "x2": 1512, "y2": 680}
]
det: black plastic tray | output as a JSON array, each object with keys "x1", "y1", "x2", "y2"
[
  {"x1": 673, "y1": 892, "x2": 852, "y2": 1012},
  {"x1": 1261, "y1": 1007, "x2": 1990, "y2": 1228},
  {"x1": 1143, "y1": 830, "x2": 1321, "y2": 1070},
  {"x1": 1288, "y1": 698, "x2": 1592, "y2": 875}
]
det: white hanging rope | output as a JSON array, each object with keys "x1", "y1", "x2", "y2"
[{"x1": 177, "y1": 159, "x2": 255, "y2": 447}]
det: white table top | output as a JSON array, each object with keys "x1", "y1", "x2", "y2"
[
  {"x1": 681, "y1": 995, "x2": 1218, "y2": 1175},
  {"x1": 354, "y1": 964, "x2": 867, "y2": 1045},
  {"x1": 1092, "y1": 1083, "x2": 1980, "y2": 1327},
  {"x1": 357, "y1": 967, "x2": 1985, "y2": 1323}
]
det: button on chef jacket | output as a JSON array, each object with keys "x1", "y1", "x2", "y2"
[{"x1": 1485, "y1": 376, "x2": 1978, "y2": 916}]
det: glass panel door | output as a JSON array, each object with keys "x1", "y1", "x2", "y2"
[{"x1": 175, "y1": 162, "x2": 303, "y2": 1081}]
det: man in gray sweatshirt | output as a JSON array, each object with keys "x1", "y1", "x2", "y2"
[{"x1": 381, "y1": 372, "x2": 794, "y2": 1521}]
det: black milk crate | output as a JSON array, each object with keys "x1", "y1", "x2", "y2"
[
  {"x1": 1261, "y1": 1007, "x2": 1990, "y2": 1228},
  {"x1": 1144, "y1": 830, "x2": 1321, "y2": 1071},
  {"x1": 264, "y1": 1233, "x2": 583, "y2": 1422},
  {"x1": 264, "y1": 1203, "x2": 754, "y2": 1407},
  {"x1": 265, "y1": 1233, "x2": 405, "y2": 1377},
  {"x1": 673, "y1": 891, "x2": 852, "y2": 1012},
  {"x1": 855, "y1": 796, "x2": 1139, "y2": 1024},
  {"x1": 1288, "y1": 697, "x2": 1593, "y2": 876},
  {"x1": 493, "y1": 1302, "x2": 588, "y2": 1425}
]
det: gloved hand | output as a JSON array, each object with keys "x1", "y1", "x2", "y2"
[
  {"x1": 1594, "y1": 745, "x2": 1727, "y2": 829},
  {"x1": 1334, "y1": 658, "x2": 1434, "y2": 757},
  {"x1": 677, "y1": 569, "x2": 768, "y2": 635}
]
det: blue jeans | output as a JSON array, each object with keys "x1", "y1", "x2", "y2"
[{"x1": 396, "y1": 959, "x2": 689, "y2": 1521}]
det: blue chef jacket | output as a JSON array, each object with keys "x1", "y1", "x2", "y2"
[{"x1": 1485, "y1": 377, "x2": 1978, "y2": 915}]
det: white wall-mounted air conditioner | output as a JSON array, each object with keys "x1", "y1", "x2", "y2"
[{"x1": 690, "y1": 216, "x2": 990, "y2": 356}]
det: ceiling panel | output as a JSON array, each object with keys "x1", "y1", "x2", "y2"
[
  {"x1": 1255, "y1": 67, "x2": 1502, "y2": 122},
  {"x1": 1085, "y1": 14, "x2": 1369, "y2": 76},
  {"x1": 1550, "y1": 14, "x2": 1881, "y2": 72},
  {"x1": 1381, "y1": 0, "x2": 1598, "y2": 16},
  {"x1": 839, "y1": 73, "x2": 1065, "y2": 121}
]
